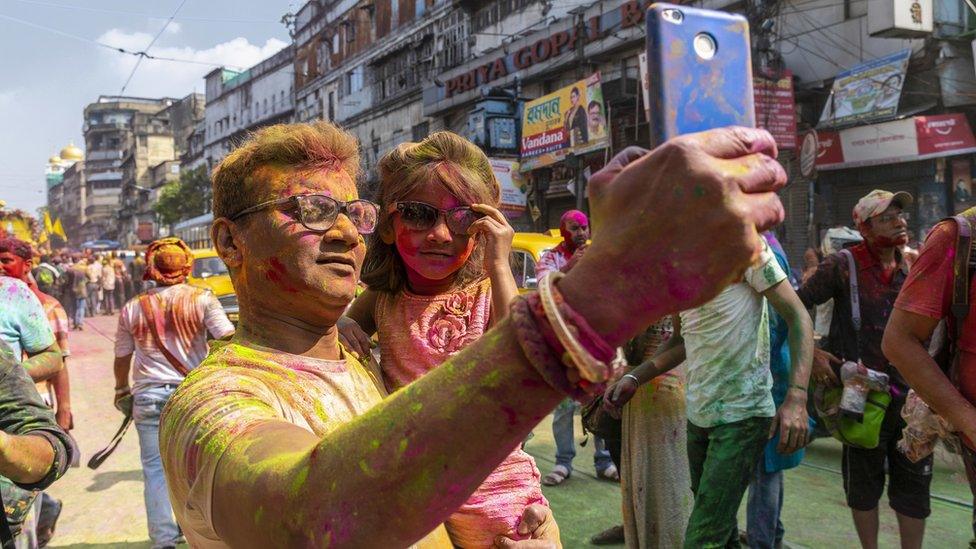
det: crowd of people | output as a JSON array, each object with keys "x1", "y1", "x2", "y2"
[{"x1": 0, "y1": 120, "x2": 975, "y2": 549}]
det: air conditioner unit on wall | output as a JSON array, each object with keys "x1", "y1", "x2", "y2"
[{"x1": 869, "y1": 0, "x2": 933, "y2": 37}]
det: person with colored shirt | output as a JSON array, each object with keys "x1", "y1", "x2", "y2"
[
  {"x1": 0, "y1": 340, "x2": 73, "y2": 549},
  {"x1": 0, "y1": 276, "x2": 62, "y2": 384},
  {"x1": 101, "y1": 258, "x2": 116, "y2": 315},
  {"x1": 742, "y1": 232, "x2": 814, "y2": 549},
  {"x1": 536, "y1": 210, "x2": 617, "y2": 485},
  {"x1": 66, "y1": 259, "x2": 88, "y2": 331},
  {"x1": 605, "y1": 238, "x2": 813, "y2": 548},
  {"x1": 799, "y1": 190, "x2": 930, "y2": 549},
  {"x1": 341, "y1": 132, "x2": 555, "y2": 547},
  {"x1": 536, "y1": 210, "x2": 589, "y2": 279},
  {"x1": 0, "y1": 238, "x2": 73, "y2": 431},
  {"x1": 0, "y1": 239, "x2": 73, "y2": 549},
  {"x1": 883, "y1": 206, "x2": 976, "y2": 548},
  {"x1": 156, "y1": 121, "x2": 790, "y2": 547},
  {"x1": 114, "y1": 238, "x2": 234, "y2": 549}
]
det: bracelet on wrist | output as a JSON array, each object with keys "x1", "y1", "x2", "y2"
[
  {"x1": 622, "y1": 373, "x2": 640, "y2": 385},
  {"x1": 538, "y1": 272, "x2": 620, "y2": 383},
  {"x1": 788, "y1": 384, "x2": 808, "y2": 393},
  {"x1": 114, "y1": 386, "x2": 130, "y2": 395},
  {"x1": 510, "y1": 296, "x2": 587, "y2": 400}
]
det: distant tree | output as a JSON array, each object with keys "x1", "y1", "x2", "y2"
[{"x1": 154, "y1": 166, "x2": 211, "y2": 226}]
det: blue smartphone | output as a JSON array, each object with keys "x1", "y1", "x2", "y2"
[{"x1": 645, "y1": 3, "x2": 755, "y2": 148}]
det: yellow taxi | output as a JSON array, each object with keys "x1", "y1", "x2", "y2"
[
  {"x1": 186, "y1": 248, "x2": 238, "y2": 322},
  {"x1": 510, "y1": 232, "x2": 562, "y2": 293}
]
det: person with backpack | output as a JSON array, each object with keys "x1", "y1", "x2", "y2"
[
  {"x1": 798, "y1": 189, "x2": 930, "y2": 549},
  {"x1": 113, "y1": 237, "x2": 234, "y2": 549},
  {"x1": 883, "y1": 207, "x2": 976, "y2": 548}
]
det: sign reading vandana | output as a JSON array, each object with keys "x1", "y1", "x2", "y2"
[{"x1": 520, "y1": 73, "x2": 609, "y2": 171}]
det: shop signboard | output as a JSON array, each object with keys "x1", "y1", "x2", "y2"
[
  {"x1": 490, "y1": 158, "x2": 528, "y2": 217},
  {"x1": 815, "y1": 113, "x2": 976, "y2": 170},
  {"x1": 819, "y1": 49, "x2": 911, "y2": 127},
  {"x1": 868, "y1": 0, "x2": 933, "y2": 38},
  {"x1": 520, "y1": 72, "x2": 609, "y2": 171},
  {"x1": 754, "y1": 70, "x2": 797, "y2": 149}
]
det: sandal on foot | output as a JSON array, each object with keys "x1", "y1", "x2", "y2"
[
  {"x1": 542, "y1": 465, "x2": 571, "y2": 486},
  {"x1": 596, "y1": 464, "x2": 619, "y2": 482}
]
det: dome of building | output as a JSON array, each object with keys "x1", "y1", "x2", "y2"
[
  {"x1": 48, "y1": 155, "x2": 62, "y2": 165},
  {"x1": 59, "y1": 143, "x2": 83, "y2": 162}
]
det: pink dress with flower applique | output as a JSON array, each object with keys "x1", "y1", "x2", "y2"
[{"x1": 375, "y1": 277, "x2": 549, "y2": 549}]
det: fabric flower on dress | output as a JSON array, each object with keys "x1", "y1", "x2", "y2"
[
  {"x1": 443, "y1": 292, "x2": 475, "y2": 317},
  {"x1": 427, "y1": 314, "x2": 470, "y2": 354}
]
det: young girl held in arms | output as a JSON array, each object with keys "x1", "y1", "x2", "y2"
[{"x1": 341, "y1": 132, "x2": 559, "y2": 548}]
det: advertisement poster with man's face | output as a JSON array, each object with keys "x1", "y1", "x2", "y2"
[
  {"x1": 520, "y1": 72, "x2": 609, "y2": 171},
  {"x1": 819, "y1": 49, "x2": 910, "y2": 127}
]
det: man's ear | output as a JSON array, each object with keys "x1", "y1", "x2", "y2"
[{"x1": 212, "y1": 218, "x2": 243, "y2": 268}]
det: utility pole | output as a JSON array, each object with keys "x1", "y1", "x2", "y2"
[{"x1": 572, "y1": 8, "x2": 587, "y2": 211}]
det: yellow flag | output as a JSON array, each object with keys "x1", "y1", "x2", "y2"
[
  {"x1": 52, "y1": 218, "x2": 67, "y2": 239},
  {"x1": 43, "y1": 211, "x2": 54, "y2": 234}
]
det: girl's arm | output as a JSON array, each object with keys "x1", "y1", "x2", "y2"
[{"x1": 469, "y1": 204, "x2": 518, "y2": 325}]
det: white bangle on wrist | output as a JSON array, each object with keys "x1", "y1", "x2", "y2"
[{"x1": 622, "y1": 373, "x2": 640, "y2": 385}]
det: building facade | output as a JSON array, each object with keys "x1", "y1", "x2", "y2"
[
  {"x1": 60, "y1": 161, "x2": 86, "y2": 246},
  {"x1": 203, "y1": 44, "x2": 295, "y2": 171},
  {"x1": 81, "y1": 96, "x2": 176, "y2": 244}
]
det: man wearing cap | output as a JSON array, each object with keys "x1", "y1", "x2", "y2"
[
  {"x1": 114, "y1": 237, "x2": 234, "y2": 549},
  {"x1": 799, "y1": 190, "x2": 930, "y2": 549}
]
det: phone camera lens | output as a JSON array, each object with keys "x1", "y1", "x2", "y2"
[{"x1": 693, "y1": 32, "x2": 717, "y2": 60}]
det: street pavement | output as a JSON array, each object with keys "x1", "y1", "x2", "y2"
[{"x1": 45, "y1": 312, "x2": 162, "y2": 549}]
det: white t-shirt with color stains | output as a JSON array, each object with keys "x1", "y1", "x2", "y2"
[{"x1": 679, "y1": 242, "x2": 787, "y2": 428}]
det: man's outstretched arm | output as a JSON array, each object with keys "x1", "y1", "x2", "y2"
[
  {"x1": 883, "y1": 309, "x2": 976, "y2": 442},
  {"x1": 196, "y1": 321, "x2": 563, "y2": 547}
]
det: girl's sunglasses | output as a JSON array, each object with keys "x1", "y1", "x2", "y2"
[
  {"x1": 231, "y1": 194, "x2": 379, "y2": 234},
  {"x1": 388, "y1": 201, "x2": 483, "y2": 235}
]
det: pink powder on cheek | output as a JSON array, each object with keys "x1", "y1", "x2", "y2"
[{"x1": 265, "y1": 257, "x2": 299, "y2": 293}]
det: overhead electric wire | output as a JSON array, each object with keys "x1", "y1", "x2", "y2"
[
  {"x1": 0, "y1": 11, "x2": 236, "y2": 69},
  {"x1": 119, "y1": 0, "x2": 190, "y2": 95}
]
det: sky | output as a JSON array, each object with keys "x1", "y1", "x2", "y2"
[{"x1": 0, "y1": 0, "x2": 295, "y2": 214}]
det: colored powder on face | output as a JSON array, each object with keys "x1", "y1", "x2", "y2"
[{"x1": 265, "y1": 257, "x2": 299, "y2": 293}]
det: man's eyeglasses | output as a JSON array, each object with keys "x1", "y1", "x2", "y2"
[
  {"x1": 388, "y1": 201, "x2": 484, "y2": 235},
  {"x1": 230, "y1": 194, "x2": 379, "y2": 234},
  {"x1": 875, "y1": 211, "x2": 910, "y2": 224}
]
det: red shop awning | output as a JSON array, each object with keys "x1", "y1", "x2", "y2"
[{"x1": 816, "y1": 113, "x2": 976, "y2": 171}]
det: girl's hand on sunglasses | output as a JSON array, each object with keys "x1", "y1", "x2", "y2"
[{"x1": 467, "y1": 204, "x2": 515, "y2": 271}]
